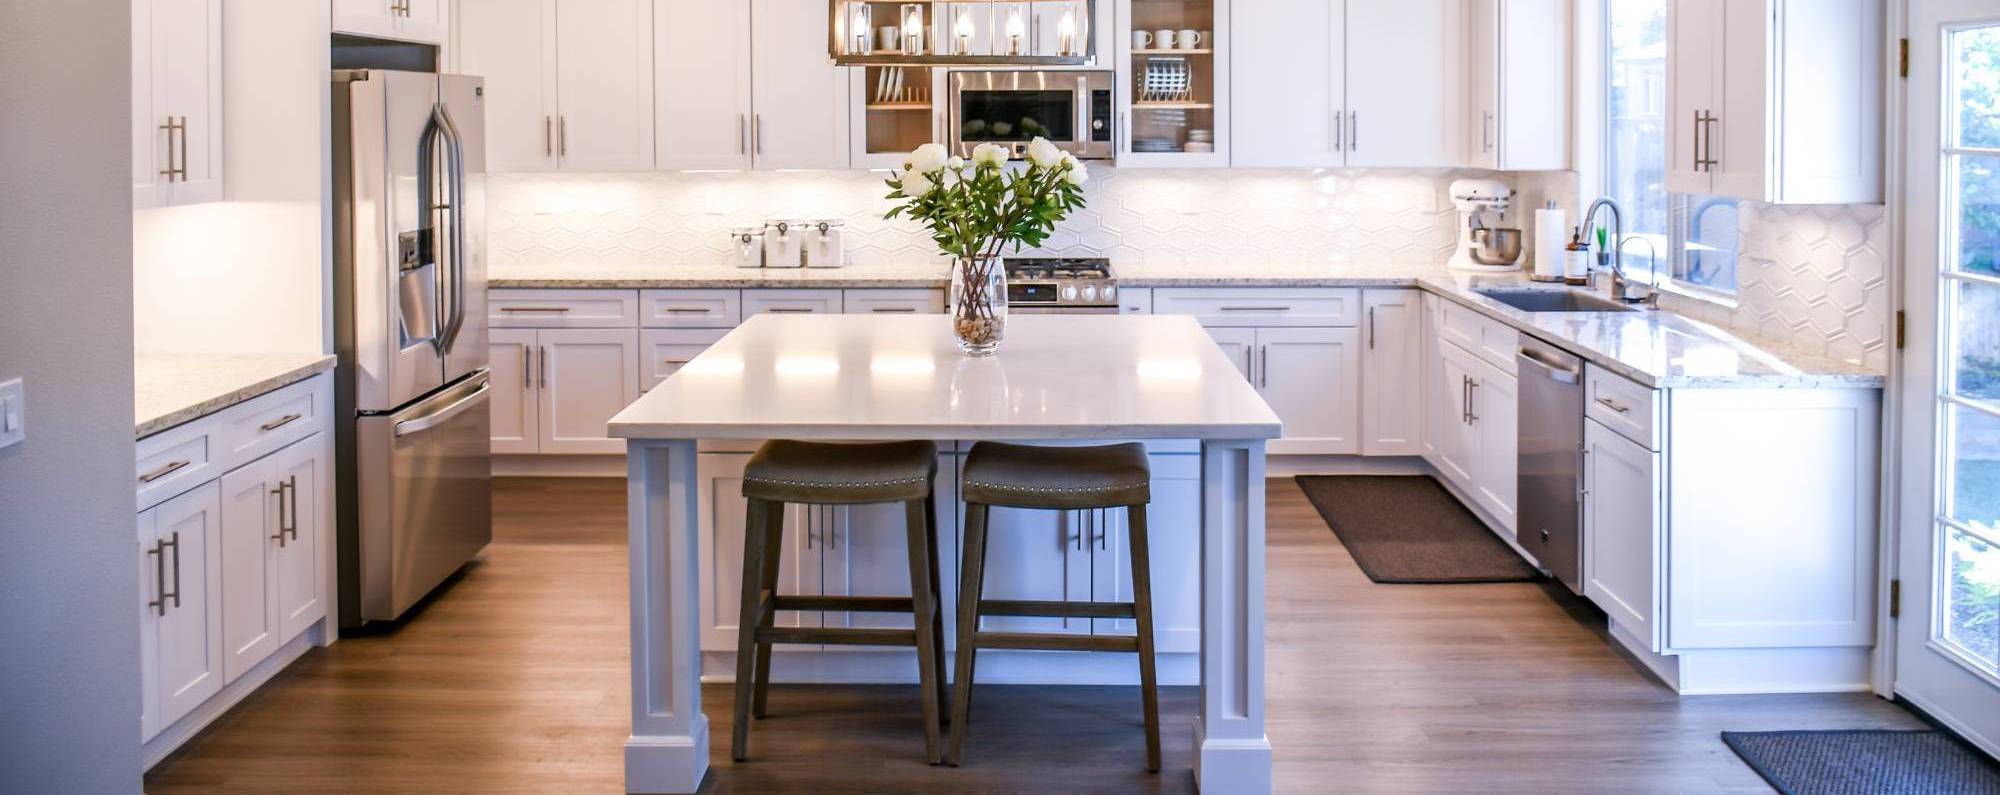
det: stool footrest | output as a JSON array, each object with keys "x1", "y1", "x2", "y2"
[
  {"x1": 971, "y1": 631, "x2": 1142, "y2": 653},
  {"x1": 770, "y1": 595, "x2": 916, "y2": 614},
  {"x1": 756, "y1": 626, "x2": 919, "y2": 647},
  {"x1": 978, "y1": 599, "x2": 1136, "y2": 620}
]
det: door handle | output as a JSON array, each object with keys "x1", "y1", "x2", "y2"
[
  {"x1": 737, "y1": 114, "x2": 747, "y2": 155},
  {"x1": 163, "y1": 531, "x2": 183, "y2": 612},
  {"x1": 1368, "y1": 307, "x2": 1377, "y2": 350},
  {"x1": 558, "y1": 116, "x2": 568, "y2": 158},
  {"x1": 540, "y1": 347, "x2": 550, "y2": 389},
  {"x1": 753, "y1": 114, "x2": 763, "y2": 156},
  {"x1": 393, "y1": 381, "x2": 492, "y2": 437},
  {"x1": 270, "y1": 480, "x2": 291, "y2": 547},
  {"x1": 1467, "y1": 379, "x2": 1480, "y2": 423},
  {"x1": 146, "y1": 538, "x2": 168, "y2": 616},
  {"x1": 523, "y1": 345, "x2": 535, "y2": 390},
  {"x1": 1332, "y1": 109, "x2": 1343, "y2": 152},
  {"x1": 1594, "y1": 396, "x2": 1632, "y2": 414},
  {"x1": 545, "y1": 116, "x2": 553, "y2": 158},
  {"x1": 284, "y1": 476, "x2": 299, "y2": 541},
  {"x1": 1259, "y1": 345, "x2": 1269, "y2": 390},
  {"x1": 1349, "y1": 111, "x2": 1358, "y2": 152},
  {"x1": 1691, "y1": 110, "x2": 1703, "y2": 172},
  {"x1": 140, "y1": 460, "x2": 190, "y2": 484},
  {"x1": 1461, "y1": 375, "x2": 1472, "y2": 424},
  {"x1": 259, "y1": 413, "x2": 303, "y2": 433},
  {"x1": 1579, "y1": 447, "x2": 1591, "y2": 500}
]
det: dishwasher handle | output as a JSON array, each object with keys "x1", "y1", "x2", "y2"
[{"x1": 1517, "y1": 346, "x2": 1582, "y2": 384}]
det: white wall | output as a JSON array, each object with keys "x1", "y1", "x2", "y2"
[
  {"x1": 0, "y1": 0, "x2": 145, "y2": 792},
  {"x1": 131, "y1": 0, "x2": 331, "y2": 355}
]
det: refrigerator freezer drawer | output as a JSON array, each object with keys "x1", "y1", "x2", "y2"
[{"x1": 356, "y1": 372, "x2": 493, "y2": 622}]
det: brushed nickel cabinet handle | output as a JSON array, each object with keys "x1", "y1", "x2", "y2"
[
  {"x1": 140, "y1": 460, "x2": 190, "y2": 483},
  {"x1": 871, "y1": 307, "x2": 918, "y2": 313},
  {"x1": 738, "y1": 114, "x2": 747, "y2": 155},
  {"x1": 147, "y1": 539, "x2": 168, "y2": 616},
  {"x1": 1332, "y1": 110, "x2": 1343, "y2": 152},
  {"x1": 753, "y1": 114, "x2": 763, "y2": 156},
  {"x1": 158, "y1": 118, "x2": 177, "y2": 181},
  {"x1": 1368, "y1": 307, "x2": 1377, "y2": 350},
  {"x1": 499, "y1": 306, "x2": 573, "y2": 313},
  {"x1": 540, "y1": 346, "x2": 550, "y2": 387},
  {"x1": 545, "y1": 116, "x2": 553, "y2": 158},
  {"x1": 1579, "y1": 448, "x2": 1591, "y2": 500},
  {"x1": 1349, "y1": 111, "x2": 1358, "y2": 152},
  {"x1": 558, "y1": 116, "x2": 567, "y2": 158},
  {"x1": 1692, "y1": 111, "x2": 1703, "y2": 172},
  {"x1": 164, "y1": 531, "x2": 183, "y2": 610},
  {"x1": 259, "y1": 413, "x2": 303, "y2": 432},
  {"x1": 663, "y1": 306, "x2": 713, "y2": 314},
  {"x1": 177, "y1": 117, "x2": 189, "y2": 180},
  {"x1": 1467, "y1": 379, "x2": 1480, "y2": 423},
  {"x1": 1219, "y1": 306, "x2": 1289, "y2": 313},
  {"x1": 1594, "y1": 396, "x2": 1632, "y2": 414},
  {"x1": 1259, "y1": 346, "x2": 1269, "y2": 389},
  {"x1": 285, "y1": 476, "x2": 299, "y2": 541},
  {"x1": 523, "y1": 345, "x2": 533, "y2": 389},
  {"x1": 270, "y1": 482, "x2": 289, "y2": 547},
  {"x1": 766, "y1": 307, "x2": 815, "y2": 314},
  {"x1": 1462, "y1": 376, "x2": 1472, "y2": 424}
]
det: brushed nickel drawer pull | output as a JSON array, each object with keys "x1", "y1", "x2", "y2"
[
  {"x1": 146, "y1": 539, "x2": 168, "y2": 616},
  {"x1": 163, "y1": 532, "x2": 183, "y2": 611},
  {"x1": 871, "y1": 307, "x2": 918, "y2": 313},
  {"x1": 140, "y1": 460, "x2": 191, "y2": 483},
  {"x1": 259, "y1": 413, "x2": 303, "y2": 432},
  {"x1": 766, "y1": 307, "x2": 815, "y2": 314},
  {"x1": 1219, "y1": 306, "x2": 1290, "y2": 313},
  {"x1": 499, "y1": 306, "x2": 572, "y2": 313},
  {"x1": 1594, "y1": 396, "x2": 1632, "y2": 414},
  {"x1": 663, "y1": 306, "x2": 713, "y2": 314}
]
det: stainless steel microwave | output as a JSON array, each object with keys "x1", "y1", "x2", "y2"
[{"x1": 948, "y1": 70, "x2": 1115, "y2": 161}]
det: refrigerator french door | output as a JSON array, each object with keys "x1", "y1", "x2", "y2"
[{"x1": 333, "y1": 69, "x2": 492, "y2": 627}]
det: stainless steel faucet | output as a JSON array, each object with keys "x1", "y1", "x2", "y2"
[{"x1": 1580, "y1": 197, "x2": 1656, "y2": 306}]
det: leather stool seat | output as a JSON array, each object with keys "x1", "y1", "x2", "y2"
[
  {"x1": 743, "y1": 439, "x2": 938, "y2": 504},
  {"x1": 961, "y1": 441, "x2": 1150, "y2": 509}
]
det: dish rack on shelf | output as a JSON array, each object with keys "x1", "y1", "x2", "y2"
[
  {"x1": 871, "y1": 66, "x2": 930, "y2": 108},
  {"x1": 1136, "y1": 56, "x2": 1195, "y2": 104}
]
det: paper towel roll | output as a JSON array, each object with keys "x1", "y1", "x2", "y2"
[{"x1": 1533, "y1": 208, "x2": 1567, "y2": 282}]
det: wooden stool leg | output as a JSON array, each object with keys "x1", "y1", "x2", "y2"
[
  {"x1": 733, "y1": 498, "x2": 774, "y2": 762},
  {"x1": 923, "y1": 493, "x2": 948, "y2": 726},
  {"x1": 947, "y1": 502, "x2": 991, "y2": 767},
  {"x1": 751, "y1": 500, "x2": 785, "y2": 719},
  {"x1": 904, "y1": 499, "x2": 944, "y2": 765},
  {"x1": 1127, "y1": 504, "x2": 1162, "y2": 772}
]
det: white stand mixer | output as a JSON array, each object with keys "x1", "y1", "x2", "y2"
[{"x1": 1447, "y1": 178, "x2": 1523, "y2": 273}]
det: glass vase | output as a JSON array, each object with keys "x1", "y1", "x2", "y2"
[{"x1": 950, "y1": 256, "x2": 1007, "y2": 356}]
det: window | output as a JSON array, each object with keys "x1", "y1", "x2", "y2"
[{"x1": 1605, "y1": 0, "x2": 1738, "y2": 295}]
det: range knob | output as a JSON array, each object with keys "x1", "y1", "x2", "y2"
[
  {"x1": 1081, "y1": 285, "x2": 1099, "y2": 302},
  {"x1": 1061, "y1": 285, "x2": 1078, "y2": 301},
  {"x1": 1104, "y1": 285, "x2": 1118, "y2": 302}
]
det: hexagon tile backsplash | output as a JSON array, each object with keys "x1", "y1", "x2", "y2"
[{"x1": 487, "y1": 168, "x2": 1489, "y2": 271}]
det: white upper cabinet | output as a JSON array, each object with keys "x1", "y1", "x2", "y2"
[
  {"x1": 1118, "y1": 0, "x2": 1231, "y2": 167},
  {"x1": 1233, "y1": 0, "x2": 1460, "y2": 169},
  {"x1": 1465, "y1": 0, "x2": 1568, "y2": 171},
  {"x1": 334, "y1": 0, "x2": 449, "y2": 44},
  {"x1": 457, "y1": 0, "x2": 558, "y2": 173},
  {"x1": 748, "y1": 0, "x2": 851, "y2": 170},
  {"x1": 1665, "y1": 0, "x2": 1883, "y2": 204},
  {"x1": 657, "y1": 0, "x2": 755, "y2": 170},
  {"x1": 133, "y1": 0, "x2": 223, "y2": 208},
  {"x1": 459, "y1": 0, "x2": 655, "y2": 173}
]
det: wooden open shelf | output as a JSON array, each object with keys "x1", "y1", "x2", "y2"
[
  {"x1": 867, "y1": 102, "x2": 932, "y2": 111},
  {"x1": 1133, "y1": 101, "x2": 1214, "y2": 110},
  {"x1": 1132, "y1": 48, "x2": 1212, "y2": 55}
]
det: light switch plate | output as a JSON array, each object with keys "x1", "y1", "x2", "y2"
[{"x1": 0, "y1": 378, "x2": 23, "y2": 450}]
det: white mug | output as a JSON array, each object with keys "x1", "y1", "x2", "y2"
[
  {"x1": 878, "y1": 26, "x2": 900, "y2": 52},
  {"x1": 1154, "y1": 29, "x2": 1178, "y2": 49},
  {"x1": 1132, "y1": 30, "x2": 1152, "y2": 48},
  {"x1": 1178, "y1": 29, "x2": 1203, "y2": 49}
]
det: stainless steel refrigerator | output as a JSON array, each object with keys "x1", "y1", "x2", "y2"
[{"x1": 332, "y1": 69, "x2": 491, "y2": 628}]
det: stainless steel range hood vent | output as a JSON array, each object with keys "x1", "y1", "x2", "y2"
[{"x1": 829, "y1": 1, "x2": 1097, "y2": 66}]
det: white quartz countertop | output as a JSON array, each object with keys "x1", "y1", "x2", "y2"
[
  {"x1": 136, "y1": 352, "x2": 336, "y2": 438},
  {"x1": 609, "y1": 314, "x2": 1283, "y2": 441},
  {"x1": 492, "y1": 260, "x2": 1883, "y2": 389}
]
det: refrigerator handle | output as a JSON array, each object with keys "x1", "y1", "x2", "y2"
[
  {"x1": 437, "y1": 101, "x2": 468, "y2": 353},
  {"x1": 416, "y1": 107, "x2": 447, "y2": 350}
]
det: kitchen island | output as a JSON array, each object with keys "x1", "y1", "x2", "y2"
[{"x1": 609, "y1": 313, "x2": 1282, "y2": 794}]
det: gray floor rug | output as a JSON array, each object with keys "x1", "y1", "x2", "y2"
[
  {"x1": 1293, "y1": 475, "x2": 1539, "y2": 584},
  {"x1": 1722, "y1": 730, "x2": 2000, "y2": 795}
]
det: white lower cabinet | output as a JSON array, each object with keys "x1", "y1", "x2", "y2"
[
  {"x1": 1435, "y1": 339, "x2": 1518, "y2": 536},
  {"x1": 1196, "y1": 325, "x2": 1360, "y2": 456},
  {"x1": 1583, "y1": 418, "x2": 1662, "y2": 650},
  {"x1": 1433, "y1": 342, "x2": 1481, "y2": 488},
  {"x1": 1361, "y1": 289, "x2": 1423, "y2": 456},
  {"x1": 489, "y1": 326, "x2": 640, "y2": 455},
  {"x1": 139, "y1": 481, "x2": 225, "y2": 742},
  {"x1": 219, "y1": 434, "x2": 328, "y2": 683}
]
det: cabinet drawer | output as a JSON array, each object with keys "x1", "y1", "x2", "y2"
[
  {"x1": 1585, "y1": 366, "x2": 1660, "y2": 450},
  {"x1": 843, "y1": 289, "x2": 944, "y2": 315},
  {"x1": 641, "y1": 328, "x2": 731, "y2": 391},
  {"x1": 491, "y1": 289, "x2": 639, "y2": 328},
  {"x1": 640, "y1": 289, "x2": 742, "y2": 328},
  {"x1": 136, "y1": 420, "x2": 219, "y2": 512},
  {"x1": 744, "y1": 289, "x2": 842, "y2": 316},
  {"x1": 1153, "y1": 288, "x2": 1360, "y2": 327},
  {"x1": 1116, "y1": 287, "x2": 1153, "y2": 314},
  {"x1": 214, "y1": 374, "x2": 329, "y2": 471},
  {"x1": 1440, "y1": 300, "x2": 1520, "y2": 374}
]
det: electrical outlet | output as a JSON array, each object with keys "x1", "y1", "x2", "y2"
[{"x1": 0, "y1": 378, "x2": 22, "y2": 450}]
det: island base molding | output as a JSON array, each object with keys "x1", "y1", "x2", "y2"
[
  {"x1": 1194, "y1": 720, "x2": 1275, "y2": 795},
  {"x1": 1608, "y1": 621, "x2": 1876, "y2": 696},
  {"x1": 624, "y1": 723, "x2": 710, "y2": 795}
]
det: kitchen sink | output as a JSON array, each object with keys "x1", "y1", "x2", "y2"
[{"x1": 1474, "y1": 289, "x2": 1638, "y2": 313}]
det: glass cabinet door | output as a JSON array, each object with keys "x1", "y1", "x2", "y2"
[{"x1": 1117, "y1": 0, "x2": 1229, "y2": 166}]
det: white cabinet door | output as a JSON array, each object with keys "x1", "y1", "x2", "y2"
[
  {"x1": 698, "y1": 453, "x2": 814, "y2": 651},
  {"x1": 218, "y1": 457, "x2": 280, "y2": 683},
  {"x1": 134, "y1": 0, "x2": 223, "y2": 207},
  {"x1": 820, "y1": 461, "x2": 957, "y2": 638},
  {"x1": 1664, "y1": 0, "x2": 1721, "y2": 194},
  {"x1": 149, "y1": 481, "x2": 225, "y2": 732},
  {"x1": 457, "y1": 0, "x2": 558, "y2": 173},
  {"x1": 1361, "y1": 290, "x2": 1422, "y2": 456},
  {"x1": 750, "y1": 0, "x2": 851, "y2": 170},
  {"x1": 1435, "y1": 342, "x2": 1481, "y2": 489},
  {"x1": 139, "y1": 510, "x2": 160, "y2": 741},
  {"x1": 657, "y1": 0, "x2": 754, "y2": 170},
  {"x1": 536, "y1": 328, "x2": 640, "y2": 455},
  {"x1": 489, "y1": 328, "x2": 539, "y2": 454},
  {"x1": 1090, "y1": 452, "x2": 1201, "y2": 653},
  {"x1": 333, "y1": 0, "x2": 399, "y2": 40},
  {"x1": 1709, "y1": 0, "x2": 1769, "y2": 201},
  {"x1": 1583, "y1": 419, "x2": 1661, "y2": 649},
  {"x1": 1230, "y1": 0, "x2": 1339, "y2": 167},
  {"x1": 1470, "y1": 358, "x2": 1519, "y2": 536},
  {"x1": 1493, "y1": 0, "x2": 1568, "y2": 170},
  {"x1": 555, "y1": 0, "x2": 656, "y2": 171},
  {"x1": 640, "y1": 328, "x2": 730, "y2": 392},
  {"x1": 1345, "y1": 0, "x2": 1461, "y2": 168},
  {"x1": 398, "y1": 0, "x2": 450, "y2": 44},
  {"x1": 1258, "y1": 326, "x2": 1361, "y2": 456},
  {"x1": 1420, "y1": 293, "x2": 1443, "y2": 463},
  {"x1": 273, "y1": 435, "x2": 328, "y2": 639},
  {"x1": 1205, "y1": 327, "x2": 1257, "y2": 382},
  {"x1": 1465, "y1": 0, "x2": 1500, "y2": 169}
]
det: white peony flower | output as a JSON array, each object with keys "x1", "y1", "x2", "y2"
[
  {"x1": 899, "y1": 169, "x2": 936, "y2": 196},
  {"x1": 1025, "y1": 137, "x2": 1063, "y2": 168},
  {"x1": 905, "y1": 142, "x2": 950, "y2": 174},
  {"x1": 947, "y1": 156, "x2": 964, "y2": 170},
  {"x1": 1063, "y1": 159, "x2": 1090, "y2": 186},
  {"x1": 971, "y1": 143, "x2": 1009, "y2": 169}
]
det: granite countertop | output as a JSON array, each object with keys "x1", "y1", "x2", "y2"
[
  {"x1": 487, "y1": 261, "x2": 1883, "y2": 390},
  {"x1": 136, "y1": 353, "x2": 337, "y2": 438}
]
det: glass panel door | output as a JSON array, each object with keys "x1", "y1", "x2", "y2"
[{"x1": 1898, "y1": 1, "x2": 2000, "y2": 758}]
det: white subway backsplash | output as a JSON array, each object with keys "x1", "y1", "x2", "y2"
[{"x1": 488, "y1": 169, "x2": 1501, "y2": 271}]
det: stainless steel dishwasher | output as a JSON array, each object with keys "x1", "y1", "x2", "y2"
[{"x1": 1517, "y1": 338, "x2": 1586, "y2": 593}]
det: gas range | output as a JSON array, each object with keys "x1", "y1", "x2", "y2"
[{"x1": 1003, "y1": 257, "x2": 1120, "y2": 313}]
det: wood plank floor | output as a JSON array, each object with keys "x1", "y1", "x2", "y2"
[{"x1": 143, "y1": 477, "x2": 1922, "y2": 794}]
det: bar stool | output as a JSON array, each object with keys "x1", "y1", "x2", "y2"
[
  {"x1": 949, "y1": 441, "x2": 1160, "y2": 771},
  {"x1": 733, "y1": 439, "x2": 947, "y2": 765}
]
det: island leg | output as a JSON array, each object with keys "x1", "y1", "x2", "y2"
[
  {"x1": 626, "y1": 439, "x2": 709, "y2": 794},
  {"x1": 1196, "y1": 439, "x2": 1272, "y2": 794}
]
